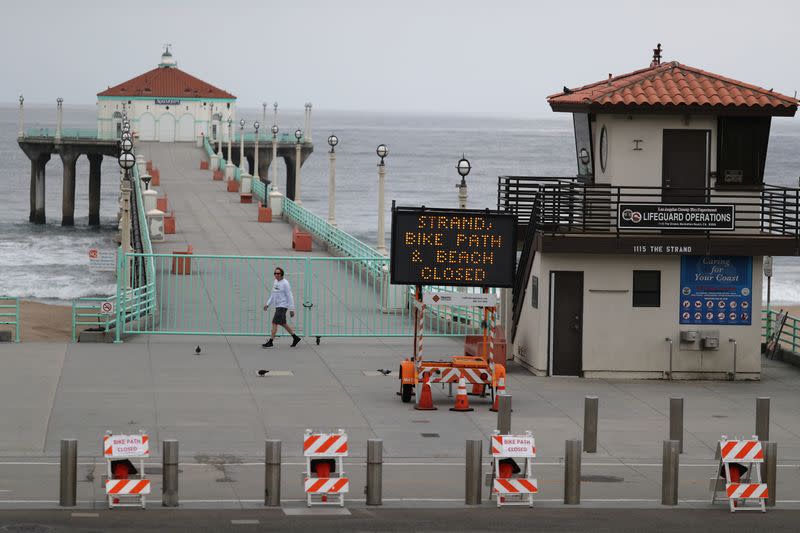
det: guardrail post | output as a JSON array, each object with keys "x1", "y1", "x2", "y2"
[
  {"x1": 765, "y1": 441, "x2": 777, "y2": 507},
  {"x1": 59, "y1": 438, "x2": 77, "y2": 506},
  {"x1": 669, "y1": 397, "x2": 683, "y2": 454},
  {"x1": 265, "y1": 439, "x2": 281, "y2": 507},
  {"x1": 162, "y1": 439, "x2": 179, "y2": 507},
  {"x1": 756, "y1": 397, "x2": 770, "y2": 442},
  {"x1": 465, "y1": 439, "x2": 482, "y2": 505},
  {"x1": 366, "y1": 439, "x2": 383, "y2": 505},
  {"x1": 497, "y1": 395, "x2": 511, "y2": 435},
  {"x1": 584, "y1": 396, "x2": 598, "y2": 453},
  {"x1": 564, "y1": 439, "x2": 581, "y2": 504},
  {"x1": 661, "y1": 440, "x2": 679, "y2": 506}
]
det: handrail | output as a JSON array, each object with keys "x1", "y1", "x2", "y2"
[
  {"x1": 0, "y1": 297, "x2": 21, "y2": 342},
  {"x1": 510, "y1": 192, "x2": 542, "y2": 343},
  {"x1": 498, "y1": 177, "x2": 800, "y2": 237},
  {"x1": 762, "y1": 309, "x2": 800, "y2": 355}
]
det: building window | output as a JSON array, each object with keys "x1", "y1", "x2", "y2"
[{"x1": 633, "y1": 270, "x2": 660, "y2": 307}]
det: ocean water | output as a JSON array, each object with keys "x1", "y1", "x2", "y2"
[{"x1": 2, "y1": 104, "x2": 800, "y2": 304}]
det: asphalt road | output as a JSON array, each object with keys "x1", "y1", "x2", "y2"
[{"x1": 0, "y1": 508, "x2": 797, "y2": 533}]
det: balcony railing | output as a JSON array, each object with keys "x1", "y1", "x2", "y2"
[{"x1": 497, "y1": 176, "x2": 800, "y2": 238}]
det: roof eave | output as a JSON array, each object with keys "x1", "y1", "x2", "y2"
[{"x1": 549, "y1": 102, "x2": 797, "y2": 117}]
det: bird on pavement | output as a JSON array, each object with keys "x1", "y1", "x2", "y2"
[
  {"x1": 257, "y1": 369, "x2": 269, "y2": 377},
  {"x1": 195, "y1": 345, "x2": 201, "y2": 354},
  {"x1": 377, "y1": 369, "x2": 391, "y2": 376}
]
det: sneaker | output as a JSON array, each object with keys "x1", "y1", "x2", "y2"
[
  {"x1": 291, "y1": 335, "x2": 302, "y2": 347},
  {"x1": 261, "y1": 339, "x2": 274, "y2": 348}
]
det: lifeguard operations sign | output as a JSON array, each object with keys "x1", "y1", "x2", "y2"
[{"x1": 390, "y1": 207, "x2": 516, "y2": 287}]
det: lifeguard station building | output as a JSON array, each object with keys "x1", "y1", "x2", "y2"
[
  {"x1": 96, "y1": 47, "x2": 236, "y2": 142},
  {"x1": 502, "y1": 45, "x2": 799, "y2": 380}
]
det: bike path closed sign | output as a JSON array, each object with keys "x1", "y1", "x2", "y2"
[{"x1": 390, "y1": 206, "x2": 516, "y2": 288}]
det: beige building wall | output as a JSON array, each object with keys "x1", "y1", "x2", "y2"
[
  {"x1": 593, "y1": 114, "x2": 717, "y2": 187},
  {"x1": 513, "y1": 253, "x2": 763, "y2": 380}
]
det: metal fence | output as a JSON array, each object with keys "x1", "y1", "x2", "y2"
[
  {"x1": 119, "y1": 253, "x2": 490, "y2": 338},
  {"x1": 0, "y1": 297, "x2": 20, "y2": 342},
  {"x1": 762, "y1": 309, "x2": 800, "y2": 355}
]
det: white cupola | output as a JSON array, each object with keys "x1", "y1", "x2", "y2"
[{"x1": 159, "y1": 44, "x2": 177, "y2": 68}]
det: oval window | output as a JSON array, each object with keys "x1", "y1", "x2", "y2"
[{"x1": 599, "y1": 125, "x2": 608, "y2": 173}]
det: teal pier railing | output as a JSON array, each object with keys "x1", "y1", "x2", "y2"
[
  {"x1": 0, "y1": 297, "x2": 21, "y2": 342},
  {"x1": 71, "y1": 149, "x2": 157, "y2": 341},
  {"x1": 23, "y1": 128, "x2": 117, "y2": 141},
  {"x1": 763, "y1": 308, "x2": 800, "y2": 355}
]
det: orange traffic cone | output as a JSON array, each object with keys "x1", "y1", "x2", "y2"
[
  {"x1": 450, "y1": 377, "x2": 474, "y2": 412},
  {"x1": 415, "y1": 372, "x2": 437, "y2": 410},
  {"x1": 490, "y1": 376, "x2": 506, "y2": 412}
]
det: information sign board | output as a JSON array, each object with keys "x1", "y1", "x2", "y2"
[
  {"x1": 390, "y1": 207, "x2": 516, "y2": 287},
  {"x1": 619, "y1": 203, "x2": 735, "y2": 231},
  {"x1": 88, "y1": 248, "x2": 116, "y2": 272},
  {"x1": 105, "y1": 434, "x2": 149, "y2": 458},
  {"x1": 492, "y1": 435, "x2": 536, "y2": 458},
  {"x1": 679, "y1": 256, "x2": 752, "y2": 326},
  {"x1": 423, "y1": 292, "x2": 497, "y2": 307}
]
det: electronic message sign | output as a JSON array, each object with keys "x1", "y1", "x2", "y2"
[{"x1": 390, "y1": 206, "x2": 516, "y2": 288}]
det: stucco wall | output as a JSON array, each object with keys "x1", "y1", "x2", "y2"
[{"x1": 513, "y1": 253, "x2": 763, "y2": 379}]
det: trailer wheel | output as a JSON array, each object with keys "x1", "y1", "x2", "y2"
[{"x1": 401, "y1": 384, "x2": 413, "y2": 403}]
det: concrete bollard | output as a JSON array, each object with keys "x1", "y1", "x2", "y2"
[
  {"x1": 465, "y1": 440, "x2": 482, "y2": 505},
  {"x1": 756, "y1": 397, "x2": 770, "y2": 442},
  {"x1": 669, "y1": 398, "x2": 684, "y2": 454},
  {"x1": 765, "y1": 441, "x2": 777, "y2": 507},
  {"x1": 564, "y1": 439, "x2": 582, "y2": 504},
  {"x1": 59, "y1": 439, "x2": 77, "y2": 507},
  {"x1": 584, "y1": 396, "x2": 598, "y2": 453},
  {"x1": 366, "y1": 439, "x2": 383, "y2": 506},
  {"x1": 661, "y1": 440, "x2": 680, "y2": 505},
  {"x1": 264, "y1": 440, "x2": 281, "y2": 507},
  {"x1": 497, "y1": 395, "x2": 512, "y2": 435},
  {"x1": 162, "y1": 439, "x2": 179, "y2": 507}
]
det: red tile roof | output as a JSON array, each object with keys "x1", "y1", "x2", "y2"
[
  {"x1": 97, "y1": 66, "x2": 235, "y2": 99},
  {"x1": 548, "y1": 62, "x2": 797, "y2": 116}
]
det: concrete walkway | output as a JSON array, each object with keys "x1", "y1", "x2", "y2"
[{"x1": 3, "y1": 142, "x2": 800, "y2": 510}]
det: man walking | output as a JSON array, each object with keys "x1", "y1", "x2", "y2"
[{"x1": 262, "y1": 266, "x2": 302, "y2": 348}]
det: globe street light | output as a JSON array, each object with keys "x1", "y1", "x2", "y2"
[
  {"x1": 18, "y1": 95, "x2": 24, "y2": 138},
  {"x1": 294, "y1": 128, "x2": 303, "y2": 204},
  {"x1": 239, "y1": 119, "x2": 246, "y2": 171},
  {"x1": 376, "y1": 144, "x2": 389, "y2": 255},
  {"x1": 56, "y1": 97, "x2": 64, "y2": 142},
  {"x1": 253, "y1": 121, "x2": 261, "y2": 180},
  {"x1": 327, "y1": 133, "x2": 339, "y2": 225},
  {"x1": 271, "y1": 124, "x2": 280, "y2": 194},
  {"x1": 456, "y1": 154, "x2": 471, "y2": 209},
  {"x1": 117, "y1": 150, "x2": 135, "y2": 256},
  {"x1": 121, "y1": 138, "x2": 133, "y2": 152}
]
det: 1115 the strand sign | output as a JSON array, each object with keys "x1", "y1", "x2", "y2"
[{"x1": 390, "y1": 206, "x2": 516, "y2": 287}]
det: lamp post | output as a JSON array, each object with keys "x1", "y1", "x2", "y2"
[
  {"x1": 273, "y1": 102, "x2": 278, "y2": 126},
  {"x1": 117, "y1": 150, "x2": 136, "y2": 257},
  {"x1": 327, "y1": 133, "x2": 338, "y2": 225},
  {"x1": 56, "y1": 97, "x2": 63, "y2": 142},
  {"x1": 253, "y1": 121, "x2": 260, "y2": 180},
  {"x1": 18, "y1": 95, "x2": 24, "y2": 138},
  {"x1": 226, "y1": 118, "x2": 234, "y2": 179},
  {"x1": 376, "y1": 144, "x2": 389, "y2": 255},
  {"x1": 271, "y1": 124, "x2": 279, "y2": 193},
  {"x1": 456, "y1": 154, "x2": 471, "y2": 209},
  {"x1": 294, "y1": 128, "x2": 303, "y2": 204},
  {"x1": 239, "y1": 119, "x2": 246, "y2": 172},
  {"x1": 262, "y1": 102, "x2": 267, "y2": 131}
]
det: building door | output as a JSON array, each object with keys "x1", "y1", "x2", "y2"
[
  {"x1": 550, "y1": 271, "x2": 583, "y2": 376},
  {"x1": 177, "y1": 113, "x2": 194, "y2": 141},
  {"x1": 662, "y1": 129, "x2": 709, "y2": 203},
  {"x1": 139, "y1": 113, "x2": 155, "y2": 141},
  {"x1": 159, "y1": 113, "x2": 175, "y2": 143}
]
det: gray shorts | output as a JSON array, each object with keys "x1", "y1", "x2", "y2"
[{"x1": 272, "y1": 307, "x2": 288, "y2": 325}]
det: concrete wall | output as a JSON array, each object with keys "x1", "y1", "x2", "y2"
[
  {"x1": 593, "y1": 114, "x2": 717, "y2": 187},
  {"x1": 513, "y1": 253, "x2": 763, "y2": 379},
  {"x1": 97, "y1": 97, "x2": 236, "y2": 142}
]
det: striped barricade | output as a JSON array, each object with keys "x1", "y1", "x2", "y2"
[
  {"x1": 106, "y1": 479, "x2": 152, "y2": 495},
  {"x1": 103, "y1": 431, "x2": 150, "y2": 509},
  {"x1": 490, "y1": 431, "x2": 537, "y2": 508},
  {"x1": 712, "y1": 436, "x2": 767, "y2": 513},
  {"x1": 303, "y1": 429, "x2": 348, "y2": 507}
]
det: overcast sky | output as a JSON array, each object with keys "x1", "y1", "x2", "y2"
[{"x1": 4, "y1": 0, "x2": 798, "y2": 115}]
